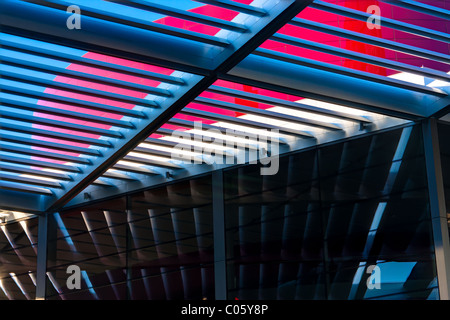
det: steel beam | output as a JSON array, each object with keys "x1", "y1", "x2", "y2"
[
  {"x1": 35, "y1": 215, "x2": 48, "y2": 300},
  {"x1": 212, "y1": 170, "x2": 227, "y2": 300},
  {"x1": 0, "y1": 188, "x2": 45, "y2": 213},
  {"x1": 35, "y1": 213, "x2": 57, "y2": 300},
  {"x1": 105, "y1": 0, "x2": 248, "y2": 32},
  {"x1": 229, "y1": 54, "x2": 444, "y2": 119},
  {"x1": 193, "y1": 0, "x2": 268, "y2": 17},
  {"x1": 253, "y1": 48, "x2": 445, "y2": 96}
]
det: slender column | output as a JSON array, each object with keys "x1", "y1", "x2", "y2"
[
  {"x1": 35, "y1": 214, "x2": 48, "y2": 300},
  {"x1": 212, "y1": 170, "x2": 227, "y2": 300},
  {"x1": 422, "y1": 118, "x2": 450, "y2": 300}
]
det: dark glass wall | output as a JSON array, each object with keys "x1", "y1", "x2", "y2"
[
  {"x1": 127, "y1": 177, "x2": 214, "y2": 300},
  {"x1": 438, "y1": 121, "x2": 450, "y2": 221},
  {"x1": 437, "y1": 121, "x2": 450, "y2": 248},
  {"x1": 224, "y1": 124, "x2": 438, "y2": 300},
  {"x1": 0, "y1": 217, "x2": 38, "y2": 300},
  {"x1": 47, "y1": 175, "x2": 214, "y2": 300}
]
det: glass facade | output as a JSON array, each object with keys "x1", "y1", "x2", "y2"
[
  {"x1": 0, "y1": 216, "x2": 38, "y2": 300},
  {"x1": 43, "y1": 175, "x2": 214, "y2": 300},
  {"x1": 437, "y1": 121, "x2": 450, "y2": 241},
  {"x1": 224, "y1": 125, "x2": 437, "y2": 300},
  {"x1": 0, "y1": 123, "x2": 444, "y2": 300}
]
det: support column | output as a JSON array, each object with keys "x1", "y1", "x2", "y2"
[
  {"x1": 422, "y1": 118, "x2": 450, "y2": 300},
  {"x1": 212, "y1": 170, "x2": 227, "y2": 300},
  {"x1": 35, "y1": 214, "x2": 48, "y2": 300}
]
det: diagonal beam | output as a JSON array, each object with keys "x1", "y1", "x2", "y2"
[{"x1": 8, "y1": 0, "x2": 314, "y2": 213}]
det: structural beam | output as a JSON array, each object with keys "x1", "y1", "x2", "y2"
[
  {"x1": 253, "y1": 48, "x2": 445, "y2": 96},
  {"x1": 212, "y1": 170, "x2": 227, "y2": 300},
  {"x1": 0, "y1": 189, "x2": 45, "y2": 213},
  {"x1": 105, "y1": 0, "x2": 249, "y2": 32},
  {"x1": 422, "y1": 118, "x2": 450, "y2": 300},
  {"x1": 35, "y1": 215, "x2": 49, "y2": 300},
  {"x1": 228, "y1": 54, "x2": 446, "y2": 119},
  {"x1": 193, "y1": 0, "x2": 268, "y2": 17}
]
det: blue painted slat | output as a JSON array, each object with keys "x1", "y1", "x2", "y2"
[
  {"x1": 105, "y1": 0, "x2": 248, "y2": 32},
  {"x1": 0, "y1": 78, "x2": 147, "y2": 118},
  {"x1": 0, "y1": 155, "x2": 81, "y2": 173},
  {"x1": 0, "y1": 93, "x2": 134, "y2": 129},
  {"x1": 1, "y1": 49, "x2": 178, "y2": 95},
  {"x1": 0, "y1": 144, "x2": 92, "y2": 165},
  {"x1": 0, "y1": 33, "x2": 186, "y2": 85},
  {"x1": 0, "y1": 121, "x2": 112, "y2": 148},
  {"x1": 0, "y1": 108, "x2": 124, "y2": 139}
]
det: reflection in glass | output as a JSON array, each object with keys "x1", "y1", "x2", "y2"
[
  {"x1": 49, "y1": 175, "x2": 214, "y2": 300},
  {"x1": 37, "y1": 124, "x2": 439, "y2": 300},
  {"x1": 225, "y1": 124, "x2": 437, "y2": 300},
  {"x1": 0, "y1": 217, "x2": 38, "y2": 300}
]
